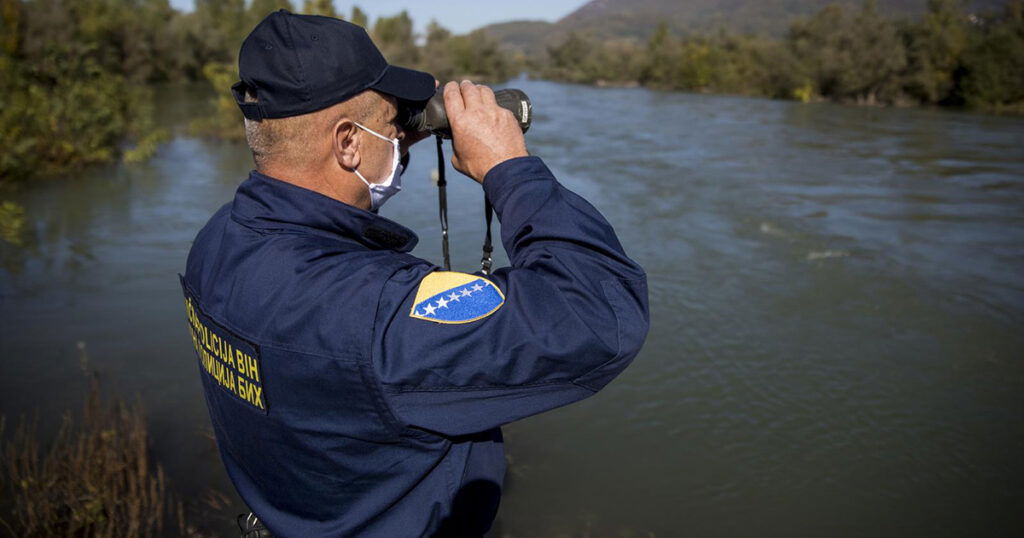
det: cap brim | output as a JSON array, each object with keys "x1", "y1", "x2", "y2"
[{"x1": 370, "y1": 65, "x2": 436, "y2": 102}]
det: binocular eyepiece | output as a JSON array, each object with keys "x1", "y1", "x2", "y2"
[{"x1": 400, "y1": 88, "x2": 532, "y2": 139}]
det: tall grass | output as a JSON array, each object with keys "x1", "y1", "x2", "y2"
[{"x1": 0, "y1": 364, "x2": 189, "y2": 537}]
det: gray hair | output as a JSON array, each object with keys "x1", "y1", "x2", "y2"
[{"x1": 243, "y1": 89, "x2": 378, "y2": 171}]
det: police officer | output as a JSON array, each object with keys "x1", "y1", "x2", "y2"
[{"x1": 182, "y1": 10, "x2": 649, "y2": 538}]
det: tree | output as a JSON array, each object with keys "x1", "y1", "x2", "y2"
[
  {"x1": 905, "y1": 0, "x2": 970, "y2": 104},
  {"x1": 788, "y1": 1, "x2": 907, "y2": 104},
  {"x1": 639, "y1": 23, "x2": 680, "y2": 87},
  {"x1": 373, "y1": 11, "x2": 417, "y2": 66},
  {"x1": 419, "y1": 20, "x2": 455, "y2": 81},
  {"x1": 0, "y1": 0, "x2": 22, "y2": 76},
  {"x1": 350, "y1": 5, "x2": 368, "y2": 28},
  {"x1": 190, "y1": 0, "x2": 248, "y2": 67},
  {"x1": 302, "y1": 0, "x2": 336, "y2": 18},
  {"x1": 419, "y1": 20, "x2": 514, "y2": 83},
  {"x1": 121, "y1": 0, "x2": 182, "y2": 82},
  {"x1": 960, "y1": 0, "x2": 1024, "y2": 110},
  {"x1": 448, "y1": 30, "x2": 514, "y2": 82},
  {"x1": 545, "y1": 32, "x2": 596, "y2": 83},
  {"x1": 249, "y1": 0, "x2": 294, "y2": 29},
  {"x1": 0, "y1": 0, "x2": 167, "y2": 181}
]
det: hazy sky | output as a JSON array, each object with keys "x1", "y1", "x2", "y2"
[{"x1": 168, "y1": 0, "x2": 587, "y2": 34}]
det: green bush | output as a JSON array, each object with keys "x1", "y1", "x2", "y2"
[
  {"x1": 188, "y1": 62, "x2": 246, "y2": 141},
  {"x1": 0, "y1": 0, "x2": 167, "y2": 183},
  {"x1": 535, "y1": 0, "x2": 1024, "y2": 112},
  {"x1": 960, "y1": 2, "x2": 1024, "y2": 111}
]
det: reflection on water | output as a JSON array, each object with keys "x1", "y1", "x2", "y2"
[{"x1": 2, "y1": 80, "x2": 1023, "y2": 537}]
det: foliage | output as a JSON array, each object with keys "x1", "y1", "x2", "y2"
[
  {"x1": 349, "y1": 6, "x2": 368, "y2": 28},
  {"x1": 959, "y1": 1, "x2": 1024, "y2": 111},
  {"x1": 1, "y1": 0, "x2": 524, "y2": 179},
  {"x1": 543, "y1": 31, "x2": 643, "y2": 85},
  {"x1": 189, "y1": 62, "x2": 246, "y2": 141},
  {"x1": 249, "y1": 0, "x2": 294, "y2": 24},
  {"x1": 373, "y1": 10, "x2": 419, "y2": 67},
  {"x1": 0, "y1": 0, "x2": 170, "y2": 183},
  {"x1": 536, "y1": 0, "x2": 1024, "y2": 112},
  {"x1": 421, "y1": 22, "x2": 516, "y2": 83},
  {"x1": 0, "y1": 200, "x2": 26, "y2": 246},
  {"x1": 0, "y1": 362, "x2": 188, "y2": 537},
  {"x1": 904, "y1": 0, "x2": 972, "y2": 104},
  {"x1": 301, "y1": 0, "x2": 335, "y2": 18},
  {"x1": 788, "y1": 1, "x2": 908, "y2": 104}
]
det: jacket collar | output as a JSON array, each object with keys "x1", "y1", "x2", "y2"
[{"x1": 230, "y1": 170, "x2": 418, "y2": 253}]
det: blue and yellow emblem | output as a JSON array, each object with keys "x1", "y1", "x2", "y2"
[{"x1": 410, "y1": 272, "x2": 505, "y2": 324}]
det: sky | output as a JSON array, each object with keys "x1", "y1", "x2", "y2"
[{"x1": 168, "y1": 0, "x2": 587, "y2": 34}]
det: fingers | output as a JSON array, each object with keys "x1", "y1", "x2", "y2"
[
  {"x1": 444, "y1": 81, "x2": 465, "y2": 116},
  {"x1": 459, "y1": 80, "x2": 483, "y2": 109},
  {"x1": 442, "y1": 79, "x2": 525, "y2": 183},
  {"x1": 478, "y1": 85, "x2": 498, "y2": 107}
]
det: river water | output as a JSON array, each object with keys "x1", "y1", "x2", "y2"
[{"x1": 2, "y1": 80, "x2": 1023, "y2": 537}]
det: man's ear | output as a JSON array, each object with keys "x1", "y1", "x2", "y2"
[{"x1": 333, "y1": 119, "x2": 360, "y2": 171}]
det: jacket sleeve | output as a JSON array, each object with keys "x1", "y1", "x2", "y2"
[{"x1": 372, "y1": 156, "x2": 649, "y2": 436}]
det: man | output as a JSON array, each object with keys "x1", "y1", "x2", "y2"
[{"x1": 181, "y1": 10, "x2": 649, "y2": 537}]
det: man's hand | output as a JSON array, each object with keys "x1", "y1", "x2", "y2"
[{"x1": 444, "y1": 80, "x2": 528, "y2": 184}]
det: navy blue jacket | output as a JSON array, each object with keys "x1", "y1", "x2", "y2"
[{"x1": 181, "y1": 156, "x2": 649, "y2": 537}]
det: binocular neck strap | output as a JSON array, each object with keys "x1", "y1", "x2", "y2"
[
  {"x1": 434, "y1": 135, "x2": 494, "y2": 275},
  {"x1": 435, "y1": 135, "x2": 451, "y2": 271},
  {"x1": 481, "y1": 199, "x2": 493, "y2": 275}
]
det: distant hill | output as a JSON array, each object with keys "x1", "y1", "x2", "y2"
[{"x1": 481, "y1": 0, "x2": 1010, "y2": 55}]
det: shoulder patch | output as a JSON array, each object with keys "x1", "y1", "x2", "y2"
[{"x1": 410, "y1": 272, "x2": 505, "y2": 324}]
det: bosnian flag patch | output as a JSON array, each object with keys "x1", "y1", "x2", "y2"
[{"x1": 410, "y1": 272, "x2": 505, "y2": 324}]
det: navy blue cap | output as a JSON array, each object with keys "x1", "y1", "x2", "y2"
[{"x1": 232, "y1": 10, "x2": 435, "y2": 121}]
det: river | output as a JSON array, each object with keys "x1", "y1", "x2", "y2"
[{"x1": 2, "y1": 79, "x2": 1023, "y2": 537}]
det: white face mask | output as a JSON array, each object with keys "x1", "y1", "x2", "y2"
[{"x1": 354, "y1": 122, "x2": 403, "y2": 212}]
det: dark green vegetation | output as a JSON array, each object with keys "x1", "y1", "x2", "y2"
[
  {"x1": 536, "y1": 0, "x2": 1024, "y2": 110},
  {"x1": 1, "y1": 0, "x2": 1021, "y2": 186},
  {"x1": 0, "y1": 0, "x2": 511, "y2": 183},
  {"x1": 0, "y1": 0, "x2": 170, "y2": 184}
]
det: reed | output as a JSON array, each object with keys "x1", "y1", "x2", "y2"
[{"x1": 0, "y1": 370, "x2": 186, "y2": 537}]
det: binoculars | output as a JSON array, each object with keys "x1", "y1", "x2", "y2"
[{"x1": 400, "y1": 88, "x2": 532, "y2": 139}]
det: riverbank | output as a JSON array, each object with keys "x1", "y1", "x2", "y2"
[{"x1": 533, "y1": 1, "x2": 1024, "y2": 115}]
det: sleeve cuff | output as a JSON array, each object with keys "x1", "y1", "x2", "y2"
[{"x1": 482, "y1": 156, "x2": 556, "y2": 215}]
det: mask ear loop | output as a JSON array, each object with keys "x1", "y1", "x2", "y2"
[{"x1": 435, "y1": 135, "x2": 451, "y2": 271}]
